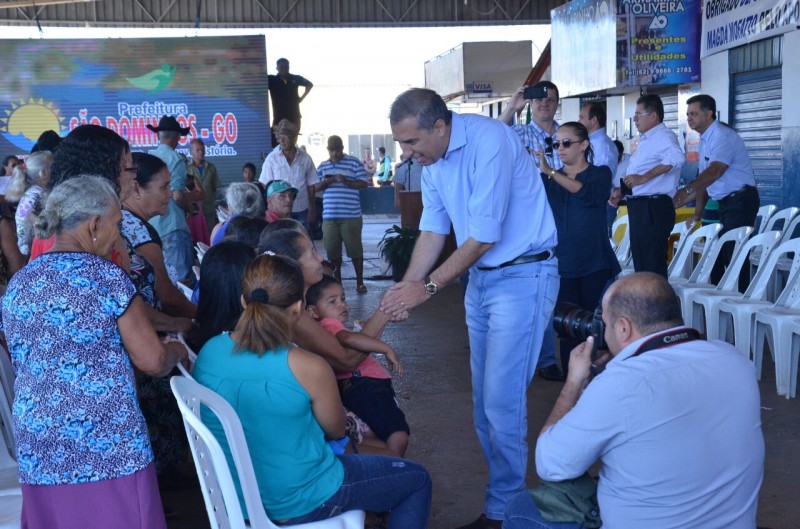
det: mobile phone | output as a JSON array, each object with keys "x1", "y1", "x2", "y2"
[{"x1": 523, "y1": 85, "x2": 549, "y2": 100}]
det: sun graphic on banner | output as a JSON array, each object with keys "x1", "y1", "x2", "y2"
[{"x1": 1, "y1": 98, "x2": 65, "y2": 150}]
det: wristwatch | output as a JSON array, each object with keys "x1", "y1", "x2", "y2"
[
  {"x1": 423, "y1": 276, "x2": 438, "y2": 296},
  {"x1": 548, "y1": 169, "x2": 557, "y2": 180},
  {"x1": 684, "y1": 186, "x2": 694, "y2": 195}
]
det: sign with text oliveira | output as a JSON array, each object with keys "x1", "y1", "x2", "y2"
[
  {"x1": 552, "y1": 0, "x2": 701, "y2": 96},
  {"x1": 0, "y1": 36, "x2": 269, "y2": 183},
  {"x1": 702, "y1": 0, "x2": 800, "y2": 58}
]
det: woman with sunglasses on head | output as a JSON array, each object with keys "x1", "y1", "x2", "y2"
[{"x1": 534, "y1": 121, "x2": 620, "y2": 375}]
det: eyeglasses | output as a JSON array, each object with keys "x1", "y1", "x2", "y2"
[
  {"x1": 552, "y1": 139, "x2": 579, "y2": 149},
  {"x1": 123, "y1": 166, "x2": 138, "y2": 173},
  {"x1": 633, "y1": 111, "x2": 653, "y2": 119}
]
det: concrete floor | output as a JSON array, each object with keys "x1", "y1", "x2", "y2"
[{"x1": 166, "y1": 217, "x2": 799, "y2": 529}]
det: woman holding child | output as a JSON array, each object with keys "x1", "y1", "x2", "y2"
[{"x1": 193, "y1": 253, "x2": 431, "y2": 527}]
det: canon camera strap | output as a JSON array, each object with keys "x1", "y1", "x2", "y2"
[{"x1": 627, "y1": 327, "x2": 702, "y2": 359}]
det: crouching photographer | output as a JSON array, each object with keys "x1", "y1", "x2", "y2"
[{"x1": 506, "y1": 272, "x2": 764, "y2": 529}]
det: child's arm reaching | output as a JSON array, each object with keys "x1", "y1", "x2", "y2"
[
  {"x1": 358, "y1": 308, "x2": 392, "y2": 340},
  {"x1": 334, "y1": 330, "x2": 404, "y2": 377}
]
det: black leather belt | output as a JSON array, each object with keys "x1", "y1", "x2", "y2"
[
  {"x1": 627, "y1": 193, "x2": 671, "y2": 201},
  {"x1": 477, "y1": 250, "x2": 551, "y2": 271},
  {"x1": 720, "y1": 185, "x2": 756, "y2": 203}
]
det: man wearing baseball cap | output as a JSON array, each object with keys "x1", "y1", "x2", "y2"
[
  {"x1": 265, "y1": 180, "x2": 298, "y2": 223},
  {"x1": 147, "y1": 115, "x2": 204, "y2": 285}
]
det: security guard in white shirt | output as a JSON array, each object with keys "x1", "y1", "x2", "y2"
[{"x1": 674, "y1": 94, "x2": 759, "y2": 284}]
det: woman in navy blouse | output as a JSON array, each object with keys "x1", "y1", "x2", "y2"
[{"x1": 534, "y1": 121, "x2": 621, "y2": 374}]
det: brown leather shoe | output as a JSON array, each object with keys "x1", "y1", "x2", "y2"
[{"x1": 455, "y1": 514, "x2": 503, "y2": 529}]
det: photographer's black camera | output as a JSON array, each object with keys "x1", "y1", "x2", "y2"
[{"x1": 553, "y1": 302, "x2": 606, "y2": 350}]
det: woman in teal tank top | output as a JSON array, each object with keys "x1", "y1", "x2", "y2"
[{"x1": 194, "y1": 253, "x2": 431, "y2": 527}]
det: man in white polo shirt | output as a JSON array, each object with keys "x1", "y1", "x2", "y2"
[
  {"x1": 622, "y1": 94, "x2": 684, "y2": 278},
  {"x1": 674, "y1": 94, "x2": 759, "y2": 284}
]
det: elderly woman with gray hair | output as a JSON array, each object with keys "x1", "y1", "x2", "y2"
[
  {"x1": 0, "y1": 175, "x2": 187, "y2": 529},
  {"x1": 209, "y1": 181, "x2": 266, "y2": 245},
  {"x1": 5, "y1": 150, "x2": 53, "y2": 255}
]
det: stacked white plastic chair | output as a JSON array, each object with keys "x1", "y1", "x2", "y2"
[
  {"x1": 752, "y1": 272, "x2": 800, "y2": 398},
  {"x1": 749, "y1": 206, "x2": 799, "y2": 279},
  {"x1": 754, "y1": 205, "x2": 778, "y2": 235},
  {"x1": 170, "y1": 376, "x2": 365, "y2": 529},
  {"x1": 715, "y1": 237, "x2": 800, "y2": 363},
  {"x1": 672, "y1": 226, "x2": 752, "y2": 325},
  {"x1": 667, "y1": 223, "x2": 721, "y2": 283},
  {"x1": 687, "y1": 231, "x2": 782, "y2": 337}
]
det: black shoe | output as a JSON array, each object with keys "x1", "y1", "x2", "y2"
[
  {"x1": 455, "y1": 514, "x2": 503, "y2": 529},
  {"x1": 538, "y1": 364, "x2": 565, "y2": 382}
]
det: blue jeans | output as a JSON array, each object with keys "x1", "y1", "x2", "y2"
[
  {"x1": 161, "y1": 229, "x2": 194, "y2": 286},
  {"x1": 281, "y1": 455, "x2": 431, "y2": 529},
  {"x1": 466, "y1": 257, "x2": 559, "y2": 520},
  {"x1": 505, "y1": 491, "x2": 585, "y2": 529}
]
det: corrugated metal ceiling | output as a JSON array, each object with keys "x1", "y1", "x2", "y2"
[{"x1": 0, "y1": 0, "x2": 564, "y2": 28}]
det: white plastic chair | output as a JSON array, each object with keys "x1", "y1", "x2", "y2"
[
  {"x1": 716, "y1": 237, "x2": 800, "y2": 362},
  {"x1": 785, "y1": 319, "x2": 800, "y2": 398},
  {"x1": 687, "y1": 231, "x2": 782, "y2": 337},
  {"x1": 176, "y1": 282, "x2": 194, "y2": 301},
  {"x1": 668, "y1": 223, "x2": 721, "y2": 282},
  {"x1": 750, "y1": 206, "x2": 799, "y2": 278},
  {"x1": 755, "y1": 204, "x2": 778, "y2": 234},
  {"x1": 0, "y1": 348, "x2": 14, "y2": 459},
  {"x1": 672, "y1": 226, "x2": 752, "y2": 325},
  {"x1": 196, "y1": 242, "x2": 210, "y2": 263},
  {"x1": 170, "y1": 377, "x2": 365, "y2": 529},
  {"x1": 611, "y1": 214, "x2": 630, "y2": 265},
  {"x1": 0, "y1": 373, "x2": 22, "y2": 529},
  {"x1": 752, "y1": 273, "x2": 800, "y2": 398}
]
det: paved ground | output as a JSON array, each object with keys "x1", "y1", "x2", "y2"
[{"x1": 167, "y1": 216, "x2": 799, "y2": 529}]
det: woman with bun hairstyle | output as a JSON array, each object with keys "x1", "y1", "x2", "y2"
[{"x1": 193, "y1": 253, "x2": 431, "y2": 528}]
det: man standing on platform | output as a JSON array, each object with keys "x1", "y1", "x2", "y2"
[
  {"x1": 381, "y1": 88, "x2": 558, "y2": 529},
  {"x1": 621, "y1": 94, "x2": 684, "y2": 278},
  {"x1": 673, "y1": 94, "x2": 759, "y2": 284},
  {"x1": 267, "y1": 58, "x2": 312, "y2": 134}
]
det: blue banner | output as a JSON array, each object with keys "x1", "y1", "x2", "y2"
[{"x1": 0, "y1": 36, "x2": 269, "y2": 183}]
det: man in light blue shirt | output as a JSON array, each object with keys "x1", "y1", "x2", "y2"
[
  {"x1": 674, "y1": 94, "x2": 759, "y2": 285},
  {"x1": 381, "y1": 88, "x2": 559, "y2": 529},
  {"x1": 578, "y1": 101, "x2": 618, "y2": 176},
  {"x1": 507, "y1": 273, "x2": 763, "y2": 529}
]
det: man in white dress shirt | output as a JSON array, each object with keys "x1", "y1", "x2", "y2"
[
  {"x1": 259, "y1": 119, "x2": 317, "y2": 233},
  {"x1": 674, "y1": 94, "x2": 759, "y2": 284},
  {"x1": 505, "y1": 272, "x2": 764, "y2": 529},
  {"x1": 622, "y1": 94, "x2": 684, "y2": 277}
]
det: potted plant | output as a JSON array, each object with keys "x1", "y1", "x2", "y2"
[{"x1": 378, "y1": 224, "x2": 418, "y2": 282}]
